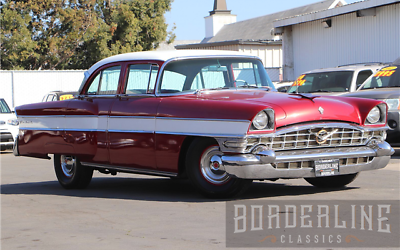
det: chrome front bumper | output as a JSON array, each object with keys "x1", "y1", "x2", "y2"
[{"x1": 217, "y1": 141, "x2": 394, "y2": 179}]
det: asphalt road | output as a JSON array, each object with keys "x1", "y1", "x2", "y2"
[{"x1": 1, "y1": 149, "x2": 399, "y2": 250}]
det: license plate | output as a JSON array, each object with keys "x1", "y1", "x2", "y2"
[{"x1": 314, "y1": 159, "x2": 339, "y2": 177}]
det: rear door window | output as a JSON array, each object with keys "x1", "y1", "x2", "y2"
[{"x1": 125, "y1": 64, "x2": 159, "y2": 94}]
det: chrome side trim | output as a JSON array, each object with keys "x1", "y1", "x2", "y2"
[
  {"x1": 156, "y1": 117, "x2": 249, "y2": 123},
  {"x1": 81, "y1": 162, "x2": 178, "y2": 177},
  {"x1": 18, "y1": 128, "x2": 107, "y2": 132},
  {"x1": 155, "y1": 131, "x2": 245, "y2": 138},
  {"x1": 108, "y1": 130, "x2": 154, "y2": 134}
]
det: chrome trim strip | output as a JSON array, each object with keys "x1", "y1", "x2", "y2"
[
  {"x1": 81, "y1": 162, "x2": 178, "y2": 177},
  {"x1": 18, "y1": 128, "x2": 106, "y2": 132},
  {"x1": 156, "y1": 117, "x2": 249, "y2": 123},
  {"x1": 274, "y1": 146, "x2": 376, "y2": 162},
  {"x1": 247, "y1": 122, "x2": 389, "y2": 138},
  {"x1": 155, "y1": 131, "x2": 245, "y2": 138},
  {"x1": 108, "y1": 130, "x2": 154, "y2": 134},
  {"x1": 19, "y1": 115, "x2": 66, "y2": 118},
  {"x1": 111, "y1": 116, "x2": 155, "y2": 119}
]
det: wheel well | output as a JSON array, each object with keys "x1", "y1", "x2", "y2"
[{"x1": 178, "y1": 136, "x2": 218, "y2": 177}]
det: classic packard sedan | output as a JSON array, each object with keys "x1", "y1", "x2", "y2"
[{"x1": 14, "y1": 50, "x2": 394, "y2": 197}]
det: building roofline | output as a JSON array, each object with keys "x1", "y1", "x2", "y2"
[
  {"x1": 273, "y1": 0, "x2": 399, "y2": 28},
  {"x1": 175, "y1": 40, "x2": 282, "y2": 49}
]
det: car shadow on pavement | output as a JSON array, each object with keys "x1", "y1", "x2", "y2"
[{"x1": 1, "y1": 177, "x2": 358, "y2": 202}]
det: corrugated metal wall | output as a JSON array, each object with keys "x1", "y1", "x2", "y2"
[
  {"x1": 184, "y1": 44, "x2": 283, "y2": 81},
  {"x1": 0, "y1": 70, "x2": 85, "y2": 109},
  {"x1": 292, "y1": 3, "x2": 400, "y2": 78}
]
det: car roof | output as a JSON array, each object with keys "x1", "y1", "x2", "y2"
[
  {"x1": 302, "y1": 63, "x2": 385, "y2": 74},
  {"x1": 393, "y1": 57, "x2": 400, "y2": 65},
  {"x1": 85, "y1": 50, "x2": 257, "y2": 77}
]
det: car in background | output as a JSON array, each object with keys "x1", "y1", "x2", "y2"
[
  {"x1": 274, "y1": 81, "x2": 293, "y2": 92},
  {"x1": 288, "y1": 63, "x2": 386, "y2": 95},
  {"x1": 13, "y1": 50, "x2": 394, "y2": 198},
  {"x1": 342, "y1": 58, "x2": 400, "y2": 145},
  {"x1": 0, "y1": 98, "x2": 19, "y2": 151},
  {"x1": 42, "y1": 91, "x2": 77, "y2": 102}
]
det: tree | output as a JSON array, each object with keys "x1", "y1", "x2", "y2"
[{"x1": 0, "y1": 0, "x2": 175, "y2": 70}]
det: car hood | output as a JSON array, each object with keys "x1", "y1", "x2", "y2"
[
  {"x1": 0, "y1": 113, "x2": 17, "y2": 123},
  {"x1": 342, "y1": 88, "x2": 400, "y2": 100},
  {"x1": 163, "y1": 89, "x2": 382, "y2": 127}
]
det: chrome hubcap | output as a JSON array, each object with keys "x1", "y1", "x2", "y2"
[
  {"x1": 60, "y1": 155, "x2": 75, "y2": 178},
  {"x1": 200, "y1": 146, "x2": 230, "y2": 185}
]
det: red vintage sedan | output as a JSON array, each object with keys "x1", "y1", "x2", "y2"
[{"x1": 13, "y1": 50, "x2": 394, "y2": 197}]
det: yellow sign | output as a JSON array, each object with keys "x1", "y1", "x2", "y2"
[
  {"x1": 59, "y1": 94, "x2": 74, "y2": 101},
  {"x1": 374, "y1": 70, "x2": 396, "y2": 77},
  {"x1": 381, "y1": 66, "x2": 397, "y2": 71},
  {"x1": 292, "y1": 75, "x2": 306, "y2": 87}
]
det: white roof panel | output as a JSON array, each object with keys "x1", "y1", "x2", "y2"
[{"x1": 86, "y1": 50, "x2": 255, "y2": 77}]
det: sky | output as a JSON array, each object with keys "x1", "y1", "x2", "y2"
[{"x1": 165, "y1": 0, "x2": 361, "y2": 41}]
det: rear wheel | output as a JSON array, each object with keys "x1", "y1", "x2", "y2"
[
  {"x1": 304, "y1": 173, "x2": 359, "y2": 188},
  {"x1": 54, "y1": 154, "x2": 93, "y2": 189},
  {"x1": 185, "y1": 138, "x2": 252, "y2": 198}
]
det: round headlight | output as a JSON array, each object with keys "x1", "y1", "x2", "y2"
[
  {"x1": 366, "y1": 106, "x2": 381, "y2": 124},
  {"x1": 253, "y1": 111, "x2": 269, "y2": 130},
  {"x1": 385, "y1": 99, "x2": 400, "y2": 111},
  {"x1": 7, "y1": 118, "x2": 19, "y2": 126}
]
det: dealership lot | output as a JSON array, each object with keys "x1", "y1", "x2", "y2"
[{"x1": 1, "y1": 150, "x2": 399, "y2": 250}]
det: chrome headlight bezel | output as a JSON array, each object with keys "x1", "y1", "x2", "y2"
[
  {"x1": 7, "y1": 118, "x2": 19, "y2": 126},
  {"x1": 251, "y1": 109, "x2": 275, "y2": 131},
  {"x1": 365, "y1": 104, "x2": 386, "y2": 125}
]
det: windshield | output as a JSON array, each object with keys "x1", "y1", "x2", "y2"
[
  {"x1": 158, "y1": 58, "x2": 275, "y2": 94},
  {"x1": 360, "y1": 66, "x2": 400, "y2": 90},
  {"x1": 0, "y1": 99, "x2": 11, "y2": 113},
  {"x1": 288, "y1": 71, "x2": 353, "y2": 93}
]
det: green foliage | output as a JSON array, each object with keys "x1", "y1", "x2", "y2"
[{"x1": 0, "y1": 0, "x2": 175, "y2": 70}]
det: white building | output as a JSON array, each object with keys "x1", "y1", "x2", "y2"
[{"x1": 273, "y1": 0, "x2": 400, "y2": 81}]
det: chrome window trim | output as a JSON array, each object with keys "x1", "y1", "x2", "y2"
[{"x1": 76, "y1": 94, "x2": 119, "y2": 99}]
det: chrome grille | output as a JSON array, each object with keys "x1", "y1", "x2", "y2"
[
  {"x1": 273, "y1": 156, "x2": 374, "y2": 169},
  {"x1": 247, "y1": 127, "x2": 385, "y2": 152}
]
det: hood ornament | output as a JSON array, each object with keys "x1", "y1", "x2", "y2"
[{"x1": 318, "y1": 106, "x2": 324, "y2": 114}]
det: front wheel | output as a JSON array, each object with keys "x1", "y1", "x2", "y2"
[
  {"x1": 185, "y1": 138, "x2": 252, "y2": 198},
  {"x1": 54, "y1": 154, "x2": 93, "y2": 189},
  {"x1": 304, "y1": 173, "x2": 359, "y2": 188}
]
